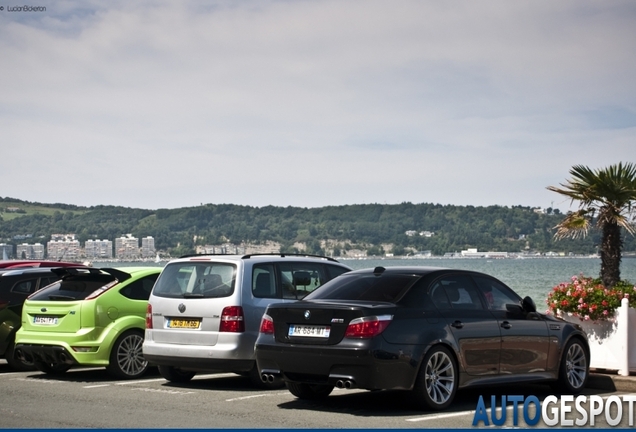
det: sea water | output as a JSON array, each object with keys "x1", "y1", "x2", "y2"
[
  {"x1": 342, "y1": 257, "x2": 636, "y2": 309},
  {"x1": 94, "y1": 257, "x2": 636, "y2": 310}
]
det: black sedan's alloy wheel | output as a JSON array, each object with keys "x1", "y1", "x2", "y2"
[
  {"x1": 414, "y1": 345, "x2": 457, "y2": 410},
  {"x1": 106, "y1": 330, "x2": 149, "y2": 379},
  {"x1": 557, "y1": 338, "x2": 589, "y2": 393}
]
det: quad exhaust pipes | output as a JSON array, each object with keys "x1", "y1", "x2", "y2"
[
  {"x1": 260, "y1": 373, "x2": 277, "y2": 383},
  {"x1": 335, "y1": 379, "x2": 355, "y2": 389}
]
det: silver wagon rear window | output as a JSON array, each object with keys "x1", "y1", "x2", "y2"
[{"x1": 152, "y1": 262, "x2": 236, "y2": 299}]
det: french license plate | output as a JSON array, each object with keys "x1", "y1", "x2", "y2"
[
  {"x1": 33, "y1": 316, "x2": 58, "y2": 325},
  {"x1": 288, "y1": 324, "x2": 330, "y2": 338},
  {"x1": 168, "y1": 318, "x2": 201, "y2": 329}
]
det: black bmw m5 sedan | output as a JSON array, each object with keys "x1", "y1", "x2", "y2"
[{"x1": 255, "y1": 266, "x2": 590, "y2": 410}]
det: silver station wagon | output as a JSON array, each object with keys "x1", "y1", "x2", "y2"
[{"x1": 142, "y1": 253, "x2": 351, "y2": 388}]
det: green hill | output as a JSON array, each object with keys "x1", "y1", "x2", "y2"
[{"x1": 1, "y1": 196, "x2": 633, "y2": 257}]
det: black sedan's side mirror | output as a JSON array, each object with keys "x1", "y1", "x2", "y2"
[{"x1": 521, "y1": 296, "x2": 536, "y2": 313}]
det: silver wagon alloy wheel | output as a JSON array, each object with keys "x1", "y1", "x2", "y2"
[
  {"x1": 565, "y1": 341, "x2": 587, "y2": 389},
  {"x1": 107, "y1": 330, "x2": 148, "y2": 379},
  {"x1": 424, "y1": 350, "x2": 455, "y2": 406}
]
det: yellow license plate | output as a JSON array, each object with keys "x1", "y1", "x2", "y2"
[{"x1": 168, "y1": 319, "x2": 201, "y2": 329}]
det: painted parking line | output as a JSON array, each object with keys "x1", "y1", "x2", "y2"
[
  {"x1": 406, "y1": 409, "x2": 476, "y2": 422},
  {"x1": 84, "y1": 384, "x2": 110, "y2": 388},
  {"x1": 225, "y1": 391, "x2": 290, "y2": 402}
]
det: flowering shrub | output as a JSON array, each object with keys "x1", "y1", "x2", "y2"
[{"x1": 546, "y1": 274, "x2": 636, "y2": 322}]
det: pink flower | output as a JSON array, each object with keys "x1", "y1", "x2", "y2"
[
  {"x1": 603, "y1": 310, "x2": 609, "y2": 316},
  {"x1": 584, "y1": 315, "x2": 590, "y2": 321}
]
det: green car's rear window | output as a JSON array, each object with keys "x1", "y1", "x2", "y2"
[{"x1": 29, "y1": 274, "x2": 116, "y2": 301}]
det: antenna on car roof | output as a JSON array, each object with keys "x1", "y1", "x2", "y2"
[{"x1": 373, "y1": 266, "x2": 386, "y2": 275}]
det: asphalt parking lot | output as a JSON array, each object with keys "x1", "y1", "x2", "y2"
[{"x1": 1, "y1": 360, "x2": 635, "y2": 429}]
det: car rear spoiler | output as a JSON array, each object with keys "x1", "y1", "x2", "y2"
[{"x1": 50, "y1": 267, "x2": 132, "y2": 282}]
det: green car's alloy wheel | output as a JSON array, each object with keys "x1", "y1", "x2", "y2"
[{"x1": 106, "y1": 330, "x2": 148, "y2": 379}]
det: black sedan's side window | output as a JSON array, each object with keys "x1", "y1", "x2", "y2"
[
  {"x1": 472, "y1": 276, "x2": 521, "y2": 311},
  {"x1": 430, "y1": 275, "x2": 485, "y2": 310}
]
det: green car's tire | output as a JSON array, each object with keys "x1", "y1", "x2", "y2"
[
  {"x1": 4, "y1": 340, "x2": 35, "y2": 371},
  {"x1": 106, "y1": 330, "x2": 149, "y2": 380}
]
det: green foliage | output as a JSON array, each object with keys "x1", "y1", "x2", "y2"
[
  {"x1": 1, "y1": 197, "x2": 635, "y2": 256},
  {"x1": 546, "y1": 274, "x2": 636, "y2": 321}
]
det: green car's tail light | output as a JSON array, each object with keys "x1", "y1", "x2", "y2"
[
  {"x1": 145, "y1": 303, "x2": 153, "y2": 329},
  {"x1": 220, "y1": 306, "x2": 244, "y2": 332}
]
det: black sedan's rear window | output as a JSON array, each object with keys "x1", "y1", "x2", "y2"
[
  {"x1": 29, "y1": 274, "x2": 116, "y2": 301},
  {"x1": 304, "y1": 273, "x2": 419, "y2": 302}
]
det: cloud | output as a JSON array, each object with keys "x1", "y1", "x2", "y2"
[{"x1": 1, "y1": 0, "x2": 634, "y2": 211}]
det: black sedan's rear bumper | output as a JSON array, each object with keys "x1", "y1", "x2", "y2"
[{"x1": 255, "y1": 337, "x2": 420, "y2": 391}]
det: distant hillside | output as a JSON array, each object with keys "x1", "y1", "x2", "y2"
[{"x1": 1, "y1": 196, "x2": 633, "y2": 256}]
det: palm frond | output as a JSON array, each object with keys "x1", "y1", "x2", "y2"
[{"x1": 552, "y1": 209, "x2": 592, "y2": 240}]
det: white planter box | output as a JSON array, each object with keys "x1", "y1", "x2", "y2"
[{"x1": 559, "y1": 298, "x2": 635, "y2": 376}]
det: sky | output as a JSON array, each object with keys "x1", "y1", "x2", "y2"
[{"x1": 1, "y1": 0, "x2": 635, "y2": 212}]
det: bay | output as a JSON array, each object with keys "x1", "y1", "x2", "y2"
[{"x1": 93, "y1": 257, "x2": 636, "y2": 312}]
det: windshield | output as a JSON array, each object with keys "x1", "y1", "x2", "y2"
[
  {"x1": 152, "y1": 262, "x2": 236, "y2": 299},
  {"x1": 304, "y1": 273, "x2": 419, "y2": 303}
]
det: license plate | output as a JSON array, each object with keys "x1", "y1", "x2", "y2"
[
  {"x1": 33, "y1": 316, "x2": 58, "y2": 325},
  {"x1": 288, "y1": 324, "x2": 330, "y2": 338},
  {"x1": 167, "y1": 318, "x2": 201, "y2": 329}
]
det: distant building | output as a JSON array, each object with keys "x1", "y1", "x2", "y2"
[
  {"x1": 0, "y1": 243, "x2": 13, "y2": 259},
  {"x1": 115, "y1": 235, "x2": 139, "y2": 260},
  {"x1": 47, "y1": 239, "x2": 81, "y2": 260},
  {"x1": 85, "y1": 239, "x2": 113, "y2": 259},
  {"x1": 16, "y1": 243, "x2": 44, "y2": 260},
  {"x1": 141, "y1": 236, "x2": 156, "y2": 259},
  {"x1": 197, "y1": 244, "x2": 245, "y2": 255},
  {"x1": 460, "y1": 248, "x2": 508, "y2": 258}
]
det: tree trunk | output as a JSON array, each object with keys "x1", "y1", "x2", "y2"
[{"x1": 600, "y1": 221, "x2": 622, "y2": 287}]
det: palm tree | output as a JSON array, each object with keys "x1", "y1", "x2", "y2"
[{"x1": 547, "y1": 162, "x2": 636, "y2": 288}]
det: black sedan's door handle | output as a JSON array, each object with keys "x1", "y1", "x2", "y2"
[
  {"x1": 501, "y1": 321, "x2": 512, "y2": 329},
  {"x1": 451, "y1": 320, "x2": 463, "y2": 329}
]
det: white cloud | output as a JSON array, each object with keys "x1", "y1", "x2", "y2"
[{"x1": 1, "y1": 0, "x2": 634, "y2": 211}]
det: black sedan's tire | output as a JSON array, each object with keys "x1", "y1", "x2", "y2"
[
  {"x1": 287, "y1": 382, "x2": 334, "y2": 399},
  {"x1": 555, "y1": 338, "x2": 589, "y2": 393},
  {"x1": 158, "y1": 365, "x2": 196, "y2": 383},
  {"x1": 413, "y1": 345, "x2": 458, "y2": 410},
  {"x1": 34, "y1": 360, "x2": 71, "y2": 375},
  {"x1": 106, "y1": 330, "x2": 149, "y2": 379}
]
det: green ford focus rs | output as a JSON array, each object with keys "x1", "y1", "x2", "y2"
[{"x1": 15, "y1": 267, "x2": 160, "y2": 379}]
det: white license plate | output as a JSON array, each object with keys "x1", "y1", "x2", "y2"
[
  {"x1": 288, "y1": 324, "x2": 330, "y2": 338},
  {"x1": 33, "y1": 316, "x2": 58, "y2": 325}
]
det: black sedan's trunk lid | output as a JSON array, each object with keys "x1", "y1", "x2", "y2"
[{"x1": 266, "y1": 300, "x2": 395, "y2": 346}]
